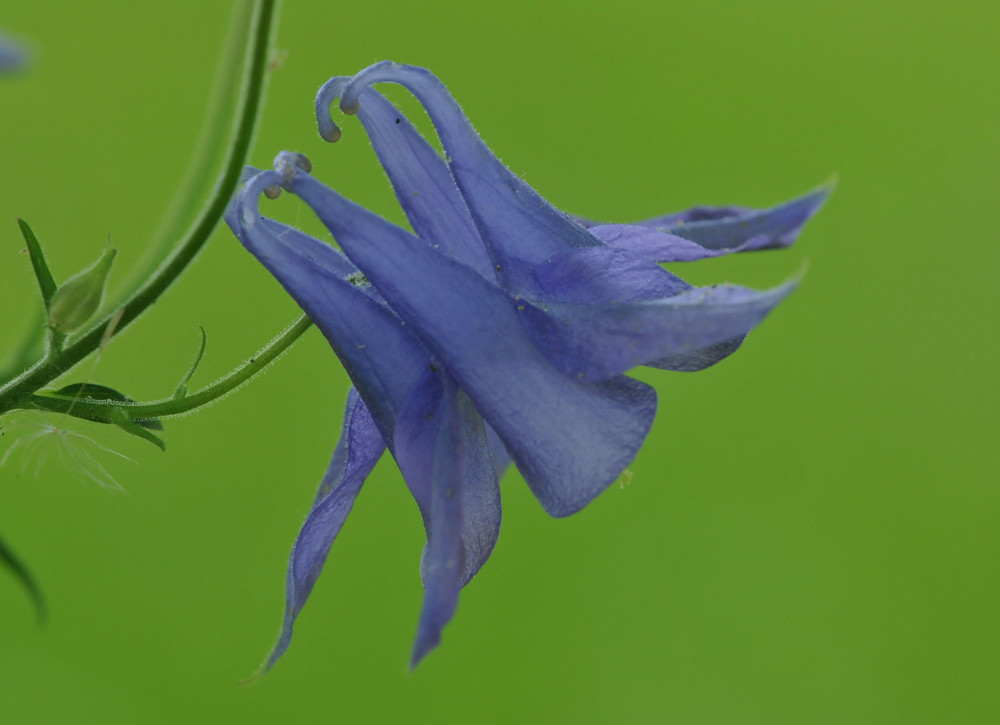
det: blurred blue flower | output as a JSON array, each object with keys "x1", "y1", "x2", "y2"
[
  {"x1": 228, "y1": 62, "x2": 829, "y2": 672},
  {"x1": 0, "y1": 33, "x2": 27, "y2": 73}
]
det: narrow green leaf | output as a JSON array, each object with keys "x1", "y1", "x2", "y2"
[
  {"x1": 0, "y1": 532, "x2": 46, "y2": 623},
  {"x1": 16, "y1": 219, "x2": 57, "y2": 309},
  {"x1": 52, "y1": 383, "x2": 163, "y2": 430},
  {"x1": 107, "y1": 408, "x2": 166, "y2": 451},
  {"x1": 173, "y1": 326, "x2": 208, "y2": 399},
  {"x1": 54, "y1": 382, "x2": 133, "y2": 402}
]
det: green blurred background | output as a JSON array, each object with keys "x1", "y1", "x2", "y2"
[{"x1": 1, "y1": 1, "x2": 997, "y2": 722}]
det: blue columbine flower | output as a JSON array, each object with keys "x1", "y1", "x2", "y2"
[{"x1": 228, "y1": 62, "x2": 829, "y2": 672}]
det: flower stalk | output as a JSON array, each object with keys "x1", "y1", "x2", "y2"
[{"x1": 26, "y1": 314, "x2": 311, "y2": 424}]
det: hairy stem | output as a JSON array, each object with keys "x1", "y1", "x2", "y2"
[{"x1": 29, "y1": 315, "x2": 312, "y2": 422}]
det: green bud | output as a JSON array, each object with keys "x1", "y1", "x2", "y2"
[{"x1": 48, "y1": 247, "x2": 117, "y2": 334}]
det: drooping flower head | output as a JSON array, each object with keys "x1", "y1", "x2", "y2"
[{"x1": 227, "y1": 61, "x2": 830, "y2": 673}]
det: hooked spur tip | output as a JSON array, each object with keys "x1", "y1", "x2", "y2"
[
  {"x1": 273, "y1": 151, "x2": 313, "y2": 185},
  {"x1": 315, "y1": 76, "x2": 351, "y2": 141},
  {"x1": 263, "y1": 184, "x2": 282, "y2": 200},
  {"x1": 320, "y1": 124, "x2": 342, "y2": 143},
  {"x1": 340, "y1": 99, "x2": 360, "y2": 115}
]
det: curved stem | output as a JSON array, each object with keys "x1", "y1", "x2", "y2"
[
  {"x1": 28, "y1": 315, "x2": 312, "y2": 422},
  {"x1": 117, "y1": 1, "x2": 254, "y2": 298},
  {"x1": 0, "y1": 0, "x2": 278, "y2": 417}
]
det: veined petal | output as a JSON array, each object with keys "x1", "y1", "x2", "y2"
[
  {"x1": 485, "y1": 423, "x2": 512, "y2": 478},
  {"x1": 339, "y1": 61, "x2": 604, "y2": 298},
  {"x1": 521, "y1": 246, "x2": 768, "y2": 375},
  {"x1": 587, "y1": 224, "x2": 740, "y2": 263},
  {"x1": 257, "y1": 217, "x2": 361, "y2": 280},
  {"x1": 570, "y1": 205, "x2": 754, "y2": 229},
  {"x1": 228, "y1": 169, "x2": 429, "y2": 440},
  {"x1": 574, "y1": 204, "x2": 750, "y2": 229},
  {"x1": 520, "y1": 279, "x2": 799, "y2": 381},
  {"x1": 316, "y1": 79, "x2": 495, "y2": 280},
  {"x1": 255, "y1": 389, "x2": 385, "y2": 676},
  {"x1": 644, "y1": 337, "x2": 747, "y2": 373},
  {"x1": 585, "y1": 182, "x2": 833, "y2": 262},
  {"x1": 530, "y1": 246, "x2": 690, "y2": 304},
  {"x1": 282, "y1": 163, "x2": 657, "y2": 517},
  {"x1": 390, "y1": 369, "x2": 503, "y2": 589},
  {"x1": 394, "y1": 373, "x2": 501, "y2": 667}
]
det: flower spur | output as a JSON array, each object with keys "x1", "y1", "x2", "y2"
[{"x1": 319, "y1": 63, "x2": 825, "y2": 380}]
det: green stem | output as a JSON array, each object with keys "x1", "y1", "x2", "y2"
[
  {"x1": 28, "y1": 315, "x2": 311, "y2": 422},
  {"x1": 116, "y1": 1, "x2": 254, "y2": 298},
  {"x1": 0, "y1": 0, "x2": 278, "y2": 417}
]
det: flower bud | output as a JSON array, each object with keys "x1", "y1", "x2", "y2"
[{"x1": 48, "y1": 247, "x2": 117, "y2": 334}]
